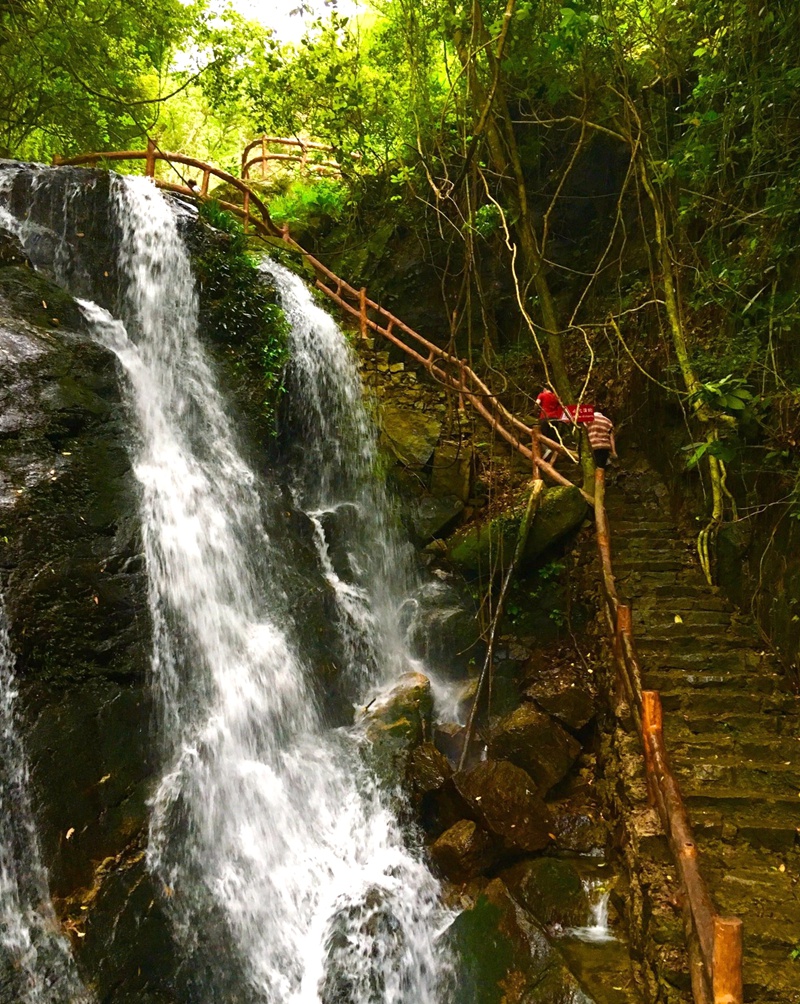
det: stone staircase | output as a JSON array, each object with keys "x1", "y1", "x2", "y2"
[{"x1": 603, "y1": 456, "x2": 800, "y2": 1003}]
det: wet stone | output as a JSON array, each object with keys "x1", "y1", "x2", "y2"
[
  {"x1": 453, "y1": 759, "x2": 554, "y2": 854},
  {"x1": 430, "y1": 819, "x2": 496, "y2": 882},
  {"x1": 488, "y1": 703, "x2": 581, "y2": 795}
]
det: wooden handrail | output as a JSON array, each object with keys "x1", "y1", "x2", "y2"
[
  {"x1": 241, "y1": 135, "x2": 359, "y2": 179},
  {"x1": 53, "y1": 145, "x2": 281, "y2": 238},
  {"x1": 593, "y1": 467, "x2": 742, "y2": 1004}
]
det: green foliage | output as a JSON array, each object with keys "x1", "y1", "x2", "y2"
[
  {"x1": 688, "y1": 376, "x2": 753, "y2": 415},
  {"x1": 193, "y1": 201, "x2": 290, "y2": 429},
  {"x1": 270, "y1": 179, "x2": 349, "y2": 230},
  {"x1": 0, "y1": 0, "x2": 202, "y2": 160}
]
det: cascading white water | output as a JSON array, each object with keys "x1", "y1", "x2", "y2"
[
  {"x1": 569, "y1": 878, "x2": 614, "y2": 944},
  {"x1": 0, "y1": 599, "x2": 90, "y2": 1004},
  {"x1": 78, "y1": 175, "x2": 450, "y2": 1002},
  {"x1": 264, "y1": 259, "x2": 463, "y2": 721},
  {"x1": 261, "y1": 259, "x2": 423, "y2": 697}
]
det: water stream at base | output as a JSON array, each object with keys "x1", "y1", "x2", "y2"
[
  {"x1": 78, "y1": 175, "x2": 451, "y2": 1002},
  {"x1": 0, "y1": 600, "x2": 90, "y2": 1004}
]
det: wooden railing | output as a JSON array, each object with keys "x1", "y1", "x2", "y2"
[
  {"x1": 54, "y1": 140, "x2": 282, "y2": 239},
  {"x1": 241, "y1": 136, "x2": 351, "y2": 179},
  {"x1": 49, "y1": 148, "x2": 745, "y2": 1002},
  {"x1": 594, "y1": 468, "x2": 743, "y2": 1004}
]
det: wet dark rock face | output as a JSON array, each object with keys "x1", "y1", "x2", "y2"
[{"x1": 0, "y1": 231, "x2": 180, "y2": 1001}]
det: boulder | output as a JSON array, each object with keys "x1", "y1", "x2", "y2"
[
  {"x1": 408, "y1": 741, "x2": 452, "y2": 795},
  {"x1": 430, "y1": 441, "x2": 471, "y2": 502},
  {"x1": 379, "y1": 402, "x2": 441, "y2": 467},
  {"x1": 500, "y1": 857, "x2": 589, "y2": 930},
  {"x1": 523, "y1": 663, "x2": 596, "y2": 732},
  {"x1": 453, "y1": 759, "x2": 553, "y2": 854},
  {"x1": 446, "y1": 485, "x2": 587, "y2": 576},
  {"x1": 430, "y1": 819, "x2": 496, "y2": 882},
  {"x1": 548, "y1": 795, "x2": 607, "y2": 855},
  {"x1": 445, "y1": 877, "x2": 594, "y2": 1004},
  {"x1": 488, "y1": 704, "x2": 581, "y2": 795},
  {"x1": 361, "y1": 672, "x2": 433, "y2": 785},
  {"x1": 411, "y1": 493, "x2": 464, "y2": 542},
  {"x1": 434, "y1": 721, "x2": 467, "y2": 764}
]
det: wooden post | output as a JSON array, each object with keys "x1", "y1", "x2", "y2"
[
  {"x1": 642, "y1": 689, "x2": 663, "y2": 806},
  {"x1": 531, "y1": 431, "x2": 543, "y2": 482},
  {"x1": 359, "y1": 287, "x2": 368, "y2": 340},
  {"x1": 243, "y1": 190, "x2": 250, "y2": 233},
  {"x1": 713, "y1": 917, "x2": 743, "y2": 1004},
  {"x1": 145, "y1": 139, "x2": 156, "y2": 178},
  {"x1": 200, "y1": 169, "x2": 210, "y2": 197}
]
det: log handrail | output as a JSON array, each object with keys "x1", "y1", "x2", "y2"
[
  {"x1": 241, "y1": 135, "x2": 360, "y2": 179},
  {"x1": 593, "y1": 467, "x2": 743, "y2": 1004},
  {"x1": 54, "y1": 141, "x2": 282, "y2": 238}
]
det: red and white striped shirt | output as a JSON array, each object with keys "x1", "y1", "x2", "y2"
[{"x1": 587, "y1": 411, "x2": 614, "y2": 451}]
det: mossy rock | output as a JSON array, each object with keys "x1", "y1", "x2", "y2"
[
  {"x1": 446, "y1": 878, "x2": 594, "y2": 1004},
  {"x1": 446, "y1": 485, "x2": 588, "y2": 576},
  {"x1": 360, "y1": 672, "x2": 433, "y2": 788},
  {"x1": 0, "y1": 265, "x2": 84, "y2": 330},
  {"x1": 500, "y1": 858, "x2": 589, "y2": 929}
]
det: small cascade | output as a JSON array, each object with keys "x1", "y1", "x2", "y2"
[
  {"x1": 569, "y1": 878, "x2": 615, "y2": 944},
  {"x1": 0, "y1": 598, "x2": 90, "y2": 1004}
]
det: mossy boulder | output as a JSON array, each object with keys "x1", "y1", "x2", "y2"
[
  {"x1": 522, "y1": 663, "x2": 596, "y2": 732},
  {"x1": 453, "y1": 759, "x2": 554, "y2": 854},
  {"x1": 446, "y1": 877, "x2": 594, "y2": 1004},
  {"x1": 500, "y1": 858, "x2": 589, "y2": 930},
  {"x1": 431, "y1": 819, "x2": 496, "y2": 882},
  {"x1": 446, "y1": 485, "x2": 588, "y2": 576},
  {"x1": 360, "y1": 672, "x2": 433, "y2": 786},
  {"x1": 379, "y1": 402, "x2": 442, "y2": 468}
]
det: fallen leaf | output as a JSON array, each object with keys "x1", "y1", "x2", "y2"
[
  {"x1": 98, "y1": 774, "x2": 111, "y2": 784},
  {"x1": 65, "y1": 827, "x2": 75, "y2": 840},
  {"x1": 674, "y1": 614, "x2": 683, "y2": 624},
  {"x1": 92, "y1": 596, "x2": 99, "y2": 605}
]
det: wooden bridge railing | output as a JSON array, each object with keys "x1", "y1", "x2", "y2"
[
  {"x1": 241, "y1": 136, "x2": 351, "y2": 179},
  {"x1": 594, "y1": 468, "x2": 743, "y2": 1004},
  {"x1": 49, "y1": 148, "x2": 744, "y2": 1001}
]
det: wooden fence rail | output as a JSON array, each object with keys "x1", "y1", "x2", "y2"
[
  {"x1": 594, "y1": 468, "x2": 743, "y2": 1004},
  {"x1": 241, "y1": 135, "x2": 349, "y2": 179},
  {"x1": 51, "y1": 145, "x2": 744, "y2": 1003}
]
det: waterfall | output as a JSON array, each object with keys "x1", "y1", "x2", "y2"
[
  {"x1": 79, "y1": 176, "x2": 449, "y2": 1002},
  {"x1": 0, "y1": 599, "x2": 90, "y2": 1004},
  {"x1": 569, "y1": 879, "x2": 614, "y2": 944}
]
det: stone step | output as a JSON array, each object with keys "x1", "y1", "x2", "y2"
[
  {"x1": 662, "y1": 729, "x2": 800, "y2": 763},
  {"x1": 636, "y1": 624, "x2": 758, "y2": 644},
  {"x1": 642, "y1": 648, "x2": 766, "y2": 672},
  {"x1": 647, "y1": 669, "x2": 779, "y2": 694},
  {"x1": 632, "y1": 596, "x2": 733, "y2": 614},
  {"x1": 613, "y1": 558, "x2": 692, "y2": 574},
  {"x1": 671, "y1": 758, "x2": 800, "y2": 798},
  {"x1": 665, "y1": 711, "x2": 796, "y2": 741},
  {"x1": 632, "y1": 609, "x2": 734, "y2": 630},
  {"x1": 657, "y1": 689, "x2": 777, "y2": 716}
]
